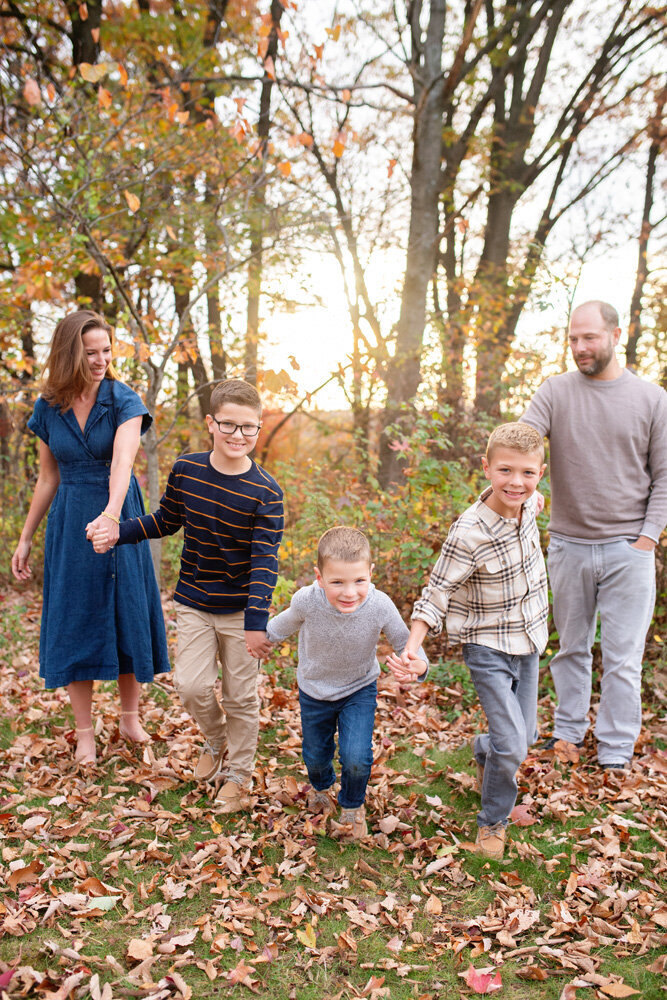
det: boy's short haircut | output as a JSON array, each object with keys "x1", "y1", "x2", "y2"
[
  {"x1": 486, "y1": 422, "x2": 545, "y2": 462},
  {"x1": 317, "y1": 526, "x2": 371, "y2": 570},
  {"x1": 209, "y1": 379, "x2": 262, "y2": 416}
]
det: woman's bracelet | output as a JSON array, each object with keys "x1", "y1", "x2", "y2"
[{"x1": 101, "y1": 510, "x2": 120, "y2": 525}]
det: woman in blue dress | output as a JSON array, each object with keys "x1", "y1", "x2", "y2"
[{"x1": 11, "y1": 310, "x2": 170, "y2": 765}]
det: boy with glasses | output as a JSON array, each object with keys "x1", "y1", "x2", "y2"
[{"x1": 91, "y1": 379, "x2": 283, "y2": 813}]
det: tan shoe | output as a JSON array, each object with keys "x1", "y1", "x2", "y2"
[
  {"x1": 308, "y1": 786, "x2": 336, "y2": 814},
  {"x1": 470, "y1": 738, "x2": 484, "y2": 791},
  {"x1": 475, "y1": 824, "x2": 506, "y2": 860},
  {"x1": 338, "y1": 805, "x2": 368, "y2": 840},
  {"x1": 216, "y1": 780, "x2": 250, "y2": 814},
  {"x1": 194, "y1": 742, "x2": 227, "y2": 782}
]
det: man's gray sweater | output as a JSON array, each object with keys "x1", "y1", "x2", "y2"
[{"x1": 266, "y1": 582, "x2": 428, "y2": 701}]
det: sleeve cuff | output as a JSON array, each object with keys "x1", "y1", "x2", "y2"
[
  {"x1": 639, "y1": 522, "x2": 662, "y2": 543},
  {"x1": 411, "y1": 606, "x2": 444, "y2": 636},
  {"x1": 244, "y1": 609, "x2": 269, "y2": 631}
]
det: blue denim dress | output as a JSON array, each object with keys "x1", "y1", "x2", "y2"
[{"x1": 28, "y1": 379, "x2": 170, "y2": 689}]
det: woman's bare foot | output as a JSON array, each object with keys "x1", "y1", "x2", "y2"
[
  {"x1": 74, "y1": 727, "x2": 97, "y2": 764},
  {"x1": 119, "y1": 711, "x2": 150, "y2": 743}
]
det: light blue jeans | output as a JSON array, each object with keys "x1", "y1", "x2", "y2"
[
  {"x1": 463, "y1": 643, "x2": 539, "y2": 828},
  {"x1": 547, "y1": 537, "x2": 656, "y2": 765}
]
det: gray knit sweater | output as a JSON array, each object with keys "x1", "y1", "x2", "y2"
[{"x1": 266, "y1": 582, "x2": 428, "y2": 701}]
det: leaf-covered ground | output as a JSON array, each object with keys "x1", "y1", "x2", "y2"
[{"x1": 1, "y1": 587, "x2": 666, "y2": 1000}]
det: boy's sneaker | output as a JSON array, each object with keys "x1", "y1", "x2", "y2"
[
  {"x1": 194, "y1": 742, "x2": 227, "y2": 782},
  {"x1": 475, "y1": 823, "x2": 506, "y2": 860},
  {"x1": 338, "y1": 805, "x2": 368, "y2": 840},
  {"x1": 308, "y1": 786, "x2": 336, "y2": 814},
  {"x1": 601, "y1": 761, "x2": 630, "y2": 772},
  {"x1": 470, "y1": 738, "x2": 484, "y2": 791},
  {"x1": 216, "y1": 780, "x2": 250, "y2": 814}
]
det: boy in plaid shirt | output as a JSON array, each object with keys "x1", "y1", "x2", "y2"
[{"x1": 389, "y1": 423, "x2": 547, "y2": 859}]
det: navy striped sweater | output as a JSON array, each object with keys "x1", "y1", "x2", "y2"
[{"x1": 118, "y1": 452, "x2": 284, "y2": 630}]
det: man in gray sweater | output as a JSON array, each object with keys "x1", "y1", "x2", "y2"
[
  {"x1": 266, "y1": 526, "x2": 427, "y2": 839},
  {"x1": 522, "y1": 300, "x2": 667, "y2": 770}
]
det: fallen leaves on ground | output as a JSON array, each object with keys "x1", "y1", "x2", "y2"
[{"x1": 0, "y1": 587, "x2": 665, "y2": 998}]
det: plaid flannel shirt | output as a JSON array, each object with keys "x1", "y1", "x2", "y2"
[{"x1": 412, "y1": 488, "x2": 548, "y2": 655}]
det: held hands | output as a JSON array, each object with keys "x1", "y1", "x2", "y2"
[
  {"x1": 245, "y1": 631, "x2": 273, "y2": 660},
  {"x1": 85, "y1": 514, "x2": 119, "y2": 554},
  {"x1": 386, "y1": 648, "x2": 427, "y2": 683}
]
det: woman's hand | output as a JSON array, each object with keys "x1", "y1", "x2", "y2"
[
  {"x1": 85, "y1": 515, "x2": 119, "y2": 550},
  {"x1": 11, "y1": 538, "x2": 32, "y2": 581}
]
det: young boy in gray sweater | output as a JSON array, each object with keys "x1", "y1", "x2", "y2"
[{"x1": 266, "y1": 526, "x2": 427, "y2": 839}]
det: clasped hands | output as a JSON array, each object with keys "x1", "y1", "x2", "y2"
[
  {"x1": 386, "y1": 648, "x2": 427, "y2": 683},
  {"x1": 84, "y1": 516, "x2": 118, "y2": 553}
]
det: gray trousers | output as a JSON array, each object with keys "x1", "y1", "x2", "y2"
[
  {"x1": 464, "y1": 644, "x2": 539, "y2": 828},
  {"x1": 547, "y1": 537, "x2": 656, "y2": 765}
]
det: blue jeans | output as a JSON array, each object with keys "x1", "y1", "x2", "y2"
[
  {"x1": 463, "y1": 643, "x2": 539, "y2": 828},
  {"x1": 547, "y1": 537, "x2": 655, "y2": 764},
  {"x1": 298, "y1": 681, "x2": 377, "y2": 809}
]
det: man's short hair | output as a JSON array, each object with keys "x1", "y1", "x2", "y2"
[
  {"x1": 209, "y1": 379, "x2": 262, "y2": 416},
  {"x1": 486, "y1": 422, "x2": 545, "y2": 462},
  {"x1": 573, "y1": 300, "x2": 619, "y2": 331},
  {"x1": 317, "y1": 526, "x2": 372, "y2": 570}
]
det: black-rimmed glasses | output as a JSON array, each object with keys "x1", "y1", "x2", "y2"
[{"x1": 210, "y1": 418, "x2": 262, "y2": 438}]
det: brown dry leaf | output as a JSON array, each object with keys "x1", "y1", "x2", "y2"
[
  {"x1": 127, "y1": 938, "x2": 154, "y2": 962},
  {"x1": 601, "y1": 986, "x2": 641, "y2": 998}
]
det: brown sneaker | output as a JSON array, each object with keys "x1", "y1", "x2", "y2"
[
  {"x1": 470, "y1": 738, "x2": 484, "y2": 792},
  {"x1": 475, "y1": 824, "x2": 506, "y2": 860},
  {"x1": 308, "y1": 786, "x2": 336, "y2": 814},
  {"x1": 194, "y1": 742, "x2": 227, "y2": 782},
  {"x1": 216, "y1": 780, "x2": 250, "y2": 814},
  {"x1": 338, "y1": 805, "x2": 368, "y2": 840}
]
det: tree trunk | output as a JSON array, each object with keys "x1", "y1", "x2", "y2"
[
  {"x1": 626, "y1": 87, "x2": 665, "y2": 369},
  {"x1": 377, "y1": 0, "x2": 447, "y2": 487},
  {"x1": 244, "y1": 0, "x2": 284, "y2": 385}
]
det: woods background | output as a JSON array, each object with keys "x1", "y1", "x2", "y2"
[{"x1": 1, "y1": 0, "x2": 665, "y2": 653}]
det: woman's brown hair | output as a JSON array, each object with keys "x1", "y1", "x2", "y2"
[{"x1": 42, "y1": 310, "x2": 118, "y2": 411}]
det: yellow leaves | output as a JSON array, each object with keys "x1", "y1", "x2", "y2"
[
  {"x1": 333, "y1": 139, "x2": 346, "y2": 158},
  {"x1": 261, "y1": 368, "x2": 296, "y2": 393},
  {"x1": 288, "y1": 132, "x2": 313, "y2": 149},
  {"x1": 98, "y1": 87, "x2": 112, "y2": 110},
  {"x1": 118, "y1": 63, "x2": 128, "y2": 87},
  {"x1": 112, "y1": 339, "x2": 134, "y2": 359},
  {"x1": 295, "y1": 921, "x2": 317, "y2": 949},
  {"x1": 23, "y1": 79, "x2": 41, "y2": 106},
  {"x1": 387, "y1": 157, "x2": 397, "y2": 178},
  {"x1": 210, "y1": 820, "x2": 222, "y2": 835},
  {"x1": 277, "y1": 162, "x2": 291, "y2": 177},
  {"x1": 313, "y1": 43, "x2": 324, "y2": 60},
  {"x1": 326, "y1": 25, "x2": 341, "y2": 41},
  {"x1": 79, "y1": 62, "x2": 112, "y2": 84},
  {"x1": 123, "y1": 190, "x2": 140, "y2": 214}
]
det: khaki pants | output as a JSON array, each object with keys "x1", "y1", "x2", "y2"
[{"x1": 174, "y1": 605, "x2": 259, "y2": 785}]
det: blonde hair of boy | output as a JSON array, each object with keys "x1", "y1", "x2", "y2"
[
  {"x1": 209, "y1": 379, "x2": 262, "y2": 416},
  {"x1": 317, "y1": 526, "x2": 371, "y2": 571},
  {"x1": 486, "y1": 422, "x2": 544, "y2": 462}
]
